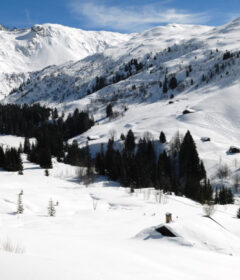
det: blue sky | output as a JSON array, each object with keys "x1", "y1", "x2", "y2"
[{"x1": 1, "y1": 0, "x2": 240, "y2": 32}]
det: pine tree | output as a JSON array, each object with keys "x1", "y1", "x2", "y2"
[
  {"x1": 237, "y1": 208, "x2": 240, "y2": 219},
  {"x1": 159, "y1": 131, "x2": 166, "y2": 143},
  {"x1": 199, "y1": 179, "x2": 213, "y2": 204},
  {"x1": 5, "y1": 148, "x2": 23, "y2": 172},
  {"x1": 38, "y1": 148, "x2": 52, "y2": 169},
  {"x1": 95, "y1": 144, "x2": 105, "y2": 175},
  {"x1": 157, "y1": 151, "x2": 171, "y2": 191},
  {"x1": 48, "y1": 199, "x2": 56, "y2": 217},
  {"x1": 169, "y1": 77, "x2": 178, "y2": 90},
  {"x1": 179, "y1": 131, "x2": 205, "y2": 201},
  {"x1": 23, "y1": 137, "x2": 31, "y2": 154},
  {"x1": 85, "y1": 142, "x2": 94, "y2": 185},
  {"x1": 227, "y1": 189, "x2": 234, "y2": 204},
  {"x1": 18, "y1": 143, "x2": 23, "y2": 153},
  {"x1": 179, "y1": 131, "x2": 203, "y2": 180},
  {"x1": 0, "y1": 145, "x2": 5, "y2": 168},
  {"x1": 106, "y1": 104, "x2": 113, "y2": 118},
  {"x1": 218, "y1": 187, "x2": 234, "y2": 204},
  {"x1": 202, "y1": 74, "x2": 206, "y2": 82},
  {"x1": 214, "y1": 188, "x2": 219, "y2": 204},
  {"x1": 18, "y1": 169, "x2": 23, "y2": 175},
  {"x1": 17, "y1": 193, "x2": 24, "y2": 214},
  {"x1": 163, "y1": 77, "x2": 168, "y2": 93},
  {"x1": 125, "y1": 130, "x2": 135, "y2": 152},
  {"x1": 120, "y1": 133, "x2": 125, "y2": 141}
]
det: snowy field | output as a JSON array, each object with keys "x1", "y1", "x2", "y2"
[{"x1": 0, "y1": 136, "x2": 240, "y2": 280}]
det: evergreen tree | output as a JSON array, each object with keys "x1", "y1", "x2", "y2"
[
  {"x1": 163, "y1": 77, "x2": 168, "y2": 93},
  {"x1": 5, "y1": 148, "x2": 23, "y2": 172},
  {"x1": 159, "y1": 131, "x2": 167, "y2": 143},
  {"x1": 227, "y1": 189, "x2": 234, "y2": 204},
  {"x1": 106, "y1": 104, "x2": 113, "y2": 118},
  {"x1": 23, "y1": 137, "x2": 31, "y2": 154},
  {"x1": 18, "y1": 143, "x2": 23, "y2": 153},
  {"x1": 214, "y1": 188, "x2": 219, "y2": 204},
  {"x1": 157, "y1": 151, "x2": 171, "y2": 191},
  {"x1": 179, "y1": 131, "x2": 203, "y2": 181},
  {"x1": 120, "y1": 133, "x2": 125, "y2": 141},
  {"x1": 48, "y1": 199, "x2": 56, "y2": 217},
  {"x1": 179, "y1": 131, "x2": 206, "y2": 201},
  {"x1": 0, "y1": 145, "x2": 5, "y2": 168},
  {"x1": 38, "y1": 148, "x2": 52, "y2": 169},
  {"x1": 64, "y1": 140, "x2": 80, "y2": 166},
  {"x1": 52, "y1": 108, "x2": 58, "y2": 119},
  {"x1": 169, "y1": 76, "x2": 178, "y2": 90},
  {"x1": 125, "y1": 130, "x2": 135, "y2": 152},
  {"x1": 218, "y1": 187, "x2": 234, "y2": 205},
  {"x1": 237, "y1": 208, "x2": 240, "y2": 219},
  {"x1": 85, "y1": 142, "x2": 94, "y2": 185},
  {"x1": 95, "y1": 144, "x2": 105, "y2": 175},
  {"x1": 17, "y1": 193, "x2": 24, "y2": 214},
  {"x1": 199, "y1": 179, "x2": 213, "y2": 204},
  {"x1": 135, "y1": 138, "x2": 156, "y2": 189}
]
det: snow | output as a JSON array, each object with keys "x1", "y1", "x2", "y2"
[
  {"x1": 2, "y1": 18, "x2": 240, "y2": 279},
  {"x1": 0, "y1": 23, "x2": 132, "y2": 98},
  {"x1": 0, "y1": 135, "x2": 239, "y2": 279}
]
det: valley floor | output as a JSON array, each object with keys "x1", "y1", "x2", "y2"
[{"x1": 0, "y1": 137, "x2": 240, "y2": 280}]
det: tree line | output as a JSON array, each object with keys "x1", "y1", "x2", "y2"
[
  {"x1": 95, "y1": 130, "x2": 213, "y2": 204},
  {"x1": 0, "y1": 103, "x2": 93, "y2": 170},
  {"x1": 0, "y1": 146, "x2": 23, "y2": 172}
]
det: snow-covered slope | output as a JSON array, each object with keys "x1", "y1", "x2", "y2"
[
  {"x1": 0, "y1": 23, "x2": 132, "y2": 98},
  {"x1": 3, "y1": 18, "x2": 240, "y2": 181},
  {"x1": 0, "y1": 136, "x2": 239, "y2": 280},
  {"x1": 5, "y1": 19, "x2": 240, "y2": 106},
  {"x1": 2, "y1": 22, "x2": 213, "y2": 101}
]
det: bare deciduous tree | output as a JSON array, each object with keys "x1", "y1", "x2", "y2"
[
  {"x1": 92, "y1": 198, "x2": 98, "y2": 211},
  {"x1": 203, "y1": 202, "x2": 215, "y2": 217},
  {"x1": 108, "y1": 129, "x2": 117, "y2": 141},
  {"x1": 143, "y1": 131, "x2": 154, "y2": 142},
  {"x1": 233, "y1": 173, "x2": 240, "y2": 192},
  {"x1": 216, "y1": 164, "x2": 230, "y2": 180}
]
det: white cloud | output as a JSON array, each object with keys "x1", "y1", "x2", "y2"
[{"x1": 69, "y1": 1, "x2": 211, "y2": 32}]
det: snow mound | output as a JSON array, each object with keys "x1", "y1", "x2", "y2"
[{"x1": 135, "y1": 216, "x2": 240, "y2": 255}]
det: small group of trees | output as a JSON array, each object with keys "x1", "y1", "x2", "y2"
[
  {"x1": 162, "y1": 76, "x2": 178, "y2": 94},
  {"x1": 0, "y1": 104, "x2": 93, "y2": 156},
  {"x1": 223, "y1": 51, "x2": 232, "y2": 60},
  {"x1": 95, "y1": 129, "x2": 212, "y2": 204},
  {"x1": 215, "y1": 186, "x2": 234, "y2": 205},
  {"x1": 0, "y1": 103, "x2": 94, "y2": 170},
  {"x1": 0, "y1": 146, "x2": 23, "y2": 173},
  {"x1": 17, "y1": 192, "x2": 57, "y2": 217}
]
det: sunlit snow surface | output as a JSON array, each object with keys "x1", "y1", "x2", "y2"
[{"x1": 0, "y1": 136, "x2": 239, "y2": 280}]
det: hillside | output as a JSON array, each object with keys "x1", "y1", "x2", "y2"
[
  {"x1": 0, "y1": 139, "x2": 239, "y2": 280},
  {"x1": 0, "y1": 23, "x2": 132, "y2": 98},
  {"x1": 4, "y1": 19, "x2": 240, "y2": 182}
]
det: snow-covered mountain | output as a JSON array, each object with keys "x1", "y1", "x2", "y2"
[
  {"x1": 0, "y1": 23, "x2": 132, "y2": 98},
  {"x1": 5, "y1": 19, "x2": 240, "y2": 106},
  {"x1": 3, "y1": 22, "x2": 212, "y2": 103},
  {"x1": 3, "y1": 18, "x2": 240, "y2": 179}
]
